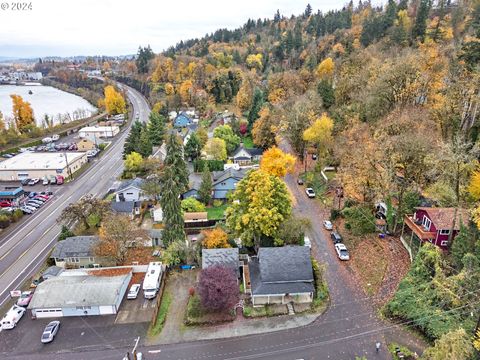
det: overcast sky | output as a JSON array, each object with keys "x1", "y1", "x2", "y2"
[{"x1": 0, "y1": 0, "x2": 381, "y2": 58}]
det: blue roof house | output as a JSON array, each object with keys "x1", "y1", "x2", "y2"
[{"x1": 173, "y1": 113, "x2": 192, "y2": 128}]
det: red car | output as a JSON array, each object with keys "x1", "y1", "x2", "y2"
[
  {"x1": 17, "y1": 291, "x2": 33, "y2": 307},
  {"x1": 0, "y1": 201, "x2": 12, "y2": 208}
]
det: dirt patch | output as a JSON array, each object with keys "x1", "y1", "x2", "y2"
[
  {"x1": 123, "y1": 247, "x2": 159, "y2": 265},
  {"x1": 88, "y1": 267, "x2": 132, "y2": 276}
]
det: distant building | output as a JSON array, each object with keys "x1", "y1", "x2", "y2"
[
  {"x1": 212, "y1": 168, "x2": 247, "y2": 199},
  {"x1": 173, "y1": 113, "x2": 193, "y2": 128},
  {"x1": 151, "y1": 205, "x2": 163, "y2": 222},
  {"x1": 231, "y1": 145, "x2": 263, "y2": 165},
  {"x1": 111, "y1": 200, "x2": 141, "y2": 219},
  {"x1": 0, "y1": 152, "x2": 87, "y2": 181},
  {"x1": 79, "y1": 126, "x2": 119, "y2": 139},
  {"x1": 149, "y1": 229, "x2": 163, "y2": 247},
  {"x1": 182, "y1": 173, "x2": 203, "y2": 200},
  {"x1": 76, "y1": 138, "x2": 97, "y2": 151},
  {"x1": 0, "y1": 187, "x2": 25, "y2": 205}
]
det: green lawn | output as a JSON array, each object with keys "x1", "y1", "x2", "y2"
[
  {"x1": 149, "y1": 290, "x2": 172, "y2": 336},
  {"x1": 242, "y1": 136, "x2": 254, "y2": 149},
  {"x1": 207, "y1": 204, "x2": 228, "y2": 220}
]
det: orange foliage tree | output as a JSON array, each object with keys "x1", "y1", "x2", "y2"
[{"x1": 202, "y1": 227, "x2": 231, "y2": 249}]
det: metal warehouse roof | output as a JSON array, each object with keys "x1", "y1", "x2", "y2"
[
  {"x1": 0, "y1": 152, "x2": 86, "y2": 171},
  {"x1": 28, "y1": 274, "x2": 131, "y2": 309}
]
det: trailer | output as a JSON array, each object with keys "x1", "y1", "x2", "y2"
[{"x1": 142, "y1": 262, "x2": 163, "y2": 299}]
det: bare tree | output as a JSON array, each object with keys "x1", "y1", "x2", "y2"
[{"x1": 58, "y1": 194, "x2": 110, "y2": 229}]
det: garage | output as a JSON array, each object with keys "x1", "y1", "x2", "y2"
[
  {"x1": 28, "y1": 269, "x2": 132, "y2": 318},
  {"x1": 33, "y1": 309, "x2": 63, "y2": 318}
]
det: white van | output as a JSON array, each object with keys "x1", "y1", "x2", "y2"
[
  {"x1": 303, "y1": 236, "x2": 312, "y2": 249},
  {"x1": 52, "y1": 134, "x2": 60, "y2": 141},
  {"x1": 41, "y1": 137, "x2": 53, "y2": 144},
  {"x1": 1, "y1": 305, "x2": 26, "y2": 330}
]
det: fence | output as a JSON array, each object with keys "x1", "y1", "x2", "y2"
[{"x1": 150, "y1": 271, "x2": 167, "y2": 328}]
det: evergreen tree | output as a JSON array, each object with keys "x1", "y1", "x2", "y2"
[
  {"x1": 184, "y1": 132, "x2": 202, "y2": 161},
  {"x1": 160, "y1": 165, "x2": 185, "y2": 246},
  {"x1": 147, "y1": 111, "x2": 166, "y2": 147},
  {"x1": 136, "y1": 45, "x2": 155, "y2": 74},
  {"x1": 285, "y1": 30, "x2": 294, "y2": 54},
  {"x1": 138, "y1": 127, "x2": 153, "y2": 157},
  {"x1": 123, "y1": 120, "x2": 143, "y2": 157},
  {"x1": 164, "y1": 133, "x2": 189, "y2": 193},
  {"x1": 247, "y1": 88, "x2": 264, "y2": 130},
  {"x1": 412, "y1": 0, "x2": 432, "y2": 42},
  {"x1": 304, "y1": 4, "x2": 313, "y2": 18},
  {"x1": 274, "y1": 9, "x2": 281, "y2": 23},
  {"x1": 198, "y1": 164, "x2": 213, "y2": 205},
  {"x1": 317, "y1": 80, "x2": 335, "y2": 109},
  {"x1": 383, "y1": 0, "x2": 397, "y2": 30}
]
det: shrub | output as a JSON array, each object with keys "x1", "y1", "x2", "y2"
[
  {"x1": 330, "y1": 209, "x2": 342, "y2": 220},
  {"x1": 181, "y1": 197, "x2": 206, "y2": 212},
  {"x1": 342, "y1": 205, "x2": 376, "y2": 235},
  {"x1": 213, "y1": 199, "x2": 223, "y2": 207},
  {"x1": 198, "y1": 266, "x2": 239, "y2": 311}
]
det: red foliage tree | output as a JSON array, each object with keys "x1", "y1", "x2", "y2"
[
  {"x1": 197, "y1": 265, "x2": 239, "y2": 311},
  {"x1": 239, "y1": 122, "x2": 248, "y2": 136}
]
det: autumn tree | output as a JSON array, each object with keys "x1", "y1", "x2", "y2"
[
  {"x1": 246, "y1": 54, "x2": 263, "y2": 70},
  {"x1": 198, "y1": 164, "x2": 212, "y2": 205},
  {"x1": 260, "y1": 146, "x2": 296, "y2": 177},
  {"x1": 58, "y1": 194, "x2": 110, "y2": 230},
  {"x1": 204, "y1": 138, "x2": 227, "y2": 161},
  {"x1": 124, "y1": 152, "x2": 143, "y2": 173},
  {"x1": 252, "y1": 106, "x2": 278, "y2": 149},
  {"x1": 226, "y1": 170, "x2": 291, "y2": 247},
  {"x1": 96, "y1": 214, "x2": 145, "y2": 265},
  {"x1": 202, "y1": 227, "x2": 230, "y2": 249},
  {"x1": 422, "y1": 328, "x2": 475, "y2": 360},
  {"x1": 316, "y1": 57, "x2": 334, "y2": 80},
  {"x1": 197, "y1": 266, "x2": 239, "y2": 311},
  {"x1": 10, "y1": 94, "x2": 34, "y2": 133},
  {"x1": 213, "y1": 125, "x2": 240, "y2": 153},
  {"x1": 141, "y1": 175, "x2": 162, "y2": 201},
  {"x1": 303, "y1": 113, "x2": 334, "y2": 158},
  {"x1": 104, "y1": 85, "x2": 126, "y2": 115}
]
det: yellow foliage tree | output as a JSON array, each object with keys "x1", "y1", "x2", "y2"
[
  {"x1": 202, "y1": 227, "x2": 231, "y2": 249},
  {"x1": 203, "y1": 138, "x2": 227, "y2": 161},
  {"x1": 316, "y1": 57, "x2": 335, "y2": 80},
  {"x1": 303, "y1": 113, "x2": 334, "y2": 156},
  {"x1": 179, "y1": 80, "x2": 193, "y2": 104},
  {"x1": 164, "y1": 82, "x2": 175, "y2": 96},
  {"x1": 124, "y1": 152, "x2": 143, "y2": 172},
  {"x1": 104, "y1": 86, "x2": 126, "y2": 115},
  {"x1": 260, "y1": 147, "x2": 296, "y2": 177},
  {"x1": 474, "y1": 329, "x2": 480, "y2": 352},
  {"x1": 246, "y1": 54, "x2": 263, "y2": 70},
  {"x1": 152, "y1": 101, "x2": 164, "y2": 114},
  {"x1": 10, "y1": 94, "x2": 34, "y2": 133},
  {"x1": 468, "y1": 169, "x2": 480, "y2": 227}
]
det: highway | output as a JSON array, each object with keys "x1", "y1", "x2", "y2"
[{"x1": 0, "y1": 84, "x2": 150, "y2": 308}]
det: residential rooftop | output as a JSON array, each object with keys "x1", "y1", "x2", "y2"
[{"x1": 50, "y1": 236, "x2": 99, "y2": 259}]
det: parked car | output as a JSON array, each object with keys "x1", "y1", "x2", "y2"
[
  {"x1": 41, "y1": 137, "x2": 53, "y2": 144},
  {"x1": 305, "y1": 188, "x2": 316, "y2": 198},
  {"x1": 42, "y1": 177, "x2": 49, "y2": 185},
  {"x1": 330, "y1": 231, "x2": 343, "y2": 244},
  {"x1": 28, "y1": 199, "x2": 43, "y2": 206},
  {"x1": 41, "y1": 321, "x2": 60, "y2": 344},
  {"x1": 23, "y1": 205, "x2": 37, "y2": 213},
  {"x1": 127, "y1": 284, "x2": 141, "y2": 300},
  {"x1": 33, "y1": 197, "x2": 47, "y2": 203},
  {"x1": 303, "y1": 236, "x2": 312, "y2": 249},
  {"x1": 20, "y1": 207, "x2": 34, "y2": 215},
  {"x1": 323, "y1": 220, "x2": 333, "y2": 230},
  {"x1": 56, "y1": 176, "x2": 64, "y2": 185},
  {"x1": 17, "y1": 291, "x2": 33, "y2": 307},
  {"x1": 52, "y1": 134, "x2": 60, "y2": 141},
  {"x1": 3, "y1": 154, "x2": 13, "y2": 158},
  {"x1": 30, "y1": 277, "x2": 44, "y2": 288},
  {"x1": 26, "y1": 202, "x2": 41, "y2": 209},
  {"x1": 1, "y1": 207, "x2": 14, "y2": 213},
  {"x1": 0, "y1": 201, "x2": 12, "y2": 208},
  {"x1": 48, "y1": 175, "x2": 57, "y2": 184},
  {"x1": 20, "y1": 178, "x2": 31, "y2": 186},
  {"x1": 1, "y1": 305, "x2": 26, "y2": 330},
  {"x1": 297, "y1": 178, "x2": 304, "y2": 185},
  {"x1": 28, "y1": 178, "x2": 39, "y2": 186},
  {"x1": 335, "y1": 243, "x2": 350, "y2": 261},
  {"x1": 28, "y1": 192, "x2": 38, "y2": 198}
]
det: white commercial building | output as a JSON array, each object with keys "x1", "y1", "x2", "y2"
[
  {"x1": 28, "y1": 271, "x2": 132, "y2": 318},
  {"x1": 0, "y1": 152, "x2": 88, "y2": 181},
  {"x1": 79, "y1": 126, "x2": 119, "y2": 139}
]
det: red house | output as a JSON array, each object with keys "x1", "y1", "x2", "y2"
[{"x1": 403, "y1": 207, "x2": 469, "y2": 250}]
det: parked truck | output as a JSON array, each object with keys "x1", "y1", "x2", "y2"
[{"x1": 142, "y1": 262, "x2": 163, "y2": 299}]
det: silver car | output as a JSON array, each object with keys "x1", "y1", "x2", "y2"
[{"x1": 41, "y1": 321, "x2": 60, "y2": 343}]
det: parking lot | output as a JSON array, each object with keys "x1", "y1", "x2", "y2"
[{"x1": 0, "y1": 288, "x2": 151, "y2": 357}]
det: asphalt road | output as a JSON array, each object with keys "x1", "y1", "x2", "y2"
[{"x1": 0, "y1": 84, "x2": 150, "y2": 309}]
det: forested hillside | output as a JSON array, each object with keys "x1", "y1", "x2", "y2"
[{"x1": 116, "y1": 1, "x2": 480, "y2": 356}]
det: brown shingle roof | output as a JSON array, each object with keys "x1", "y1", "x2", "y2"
[{"x1": 416, "y1": 207, "x2": 469, "y2": 230}]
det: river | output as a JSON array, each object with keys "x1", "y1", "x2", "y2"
[{"x1": 0, "y1": 84, "x2": 97, "y2": 127}]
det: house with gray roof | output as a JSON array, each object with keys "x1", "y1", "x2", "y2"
[
  {"x1": 182, "y1": 172, "x2": 204, "y2": 199},
  {"x1": 247, "y1": 246, "x2": 314, "y2": 306},
  {"x1": 111, "y1": 200, "x2": 141, "y2": 219},
  {"x1": 231, "y1": 144, "x2": 263, "y2": 165},
  {"x1": 41, "y1": 266, "x2": 64, "y2": 280},
  {"x1": 212, "y1": 168, "x2": 248, "y2": 199},
  {"x1": 114, "y1": 177, "x2": 145, "y2": 202},
  {"x1": 50, "y1": 236, "x2": 112, "y2": 269},
  {"x1": 28, "y1": 272, "x2": 131, "y2": 318},
  {"x1": 202, "y1": 248, "x2": 240, "y2": 277}
]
